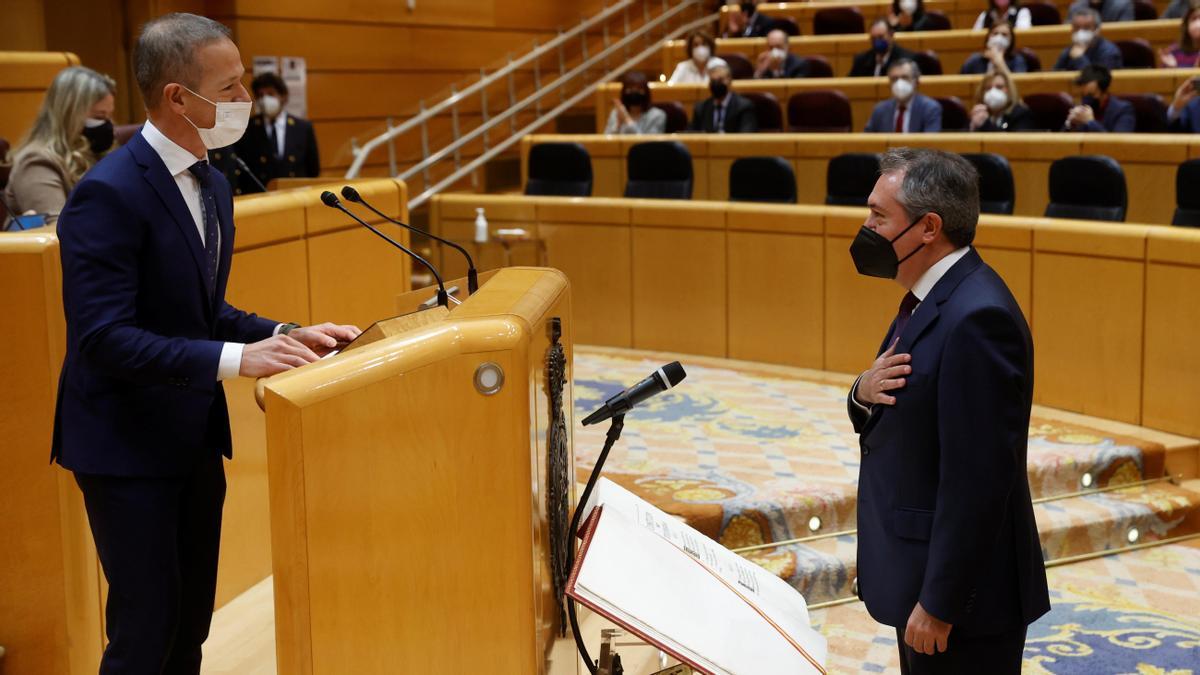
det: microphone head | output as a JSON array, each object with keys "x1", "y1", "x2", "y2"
[
  {"x1": 659, "y1": 361, "x2": 686, "y2": 388},
  {"x1": 319, "y1": 191, "x2": 340, "y2": 207},
  {"x1": 341, "y1": 185, "x2": 362, "y2": 202}
]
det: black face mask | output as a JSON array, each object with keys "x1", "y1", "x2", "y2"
[
  {"x1": 82, "y1": 119, "x2": 114, "y2": 155},
  {"x1": 1081, "y1": 94, "x2": 1100, "y2": 110},
  {"x1": 709, "y1": 80, "x2": 729, "y2": 100},
  {"x1": 621, "y1": 91, "x2": 648, "y2": 109},
  {"x1": 849, "y1": 215, "x2": 926, "y2": 279}
]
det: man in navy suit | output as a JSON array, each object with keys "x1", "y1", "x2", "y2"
[
  {"x1": 864, "y1": 60, "x2": 943, "y2": 133},
  {"x1": 54, "y1": 13, "x2": 358, "y2": 673},
  {"x1": 846, "y1": 148, "x2": 1050, "y2": 673},
  {"x1": 1065, "y1": 65, "x2": 1136, "y2": 132}
]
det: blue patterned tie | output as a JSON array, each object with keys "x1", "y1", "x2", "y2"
[{"x1": 186, "y1": 161, "x2": 220, "y2": 297}]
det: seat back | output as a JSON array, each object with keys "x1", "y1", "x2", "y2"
[
  {"x1": 729, "y1": 156, "x2": 797, "y2": 203},
  {"x1": 912, "y1": 50, "x2": 943, "y2": 76},
  {"x1": 1025, "y1": 1, "x2": 1061, "y2": 25},
  {"x1": 813, "y1": 7, "x2": 864, "y2": 35},
  {"x1": 1172, "y1": 158, "x2": 1200, "y2": 227},
  {"x1": 788, "y1": 90, "x2": 853, "y2": 132},
  {"x1": 825, "y1": 153, "x2": 881, "y2": 206},
  {"x1": 741, "y1": 91, "x2": 783, "y2": 132},
  {"x1": 1024, "y1": 92, "x2": 1074, "y2": 130},
  {"x1": 1017, "y1": 47, "x2": 1042, "y2": 72},
  {"x1": 936, "y1": 96, "x2": 969, "y2": 131},
  {"x1": 525, "y1": 142, "x2": 593, "y2": 197},
  {"x1": 718, "y1": 52, "x2": 755, "y2": 80},
  {"x1": 1045, "y1": 155, "x2": 1127, "y2": 222},
  {"x1": 653, "y1": 101, "x2": 689, "y2": 133},
  {"x1": 962, "y1": 152, "x2": 1015, "y2": 215},
  {"x1": 1117, "y1": 94, "x2": 1168, "y2": 132},
  {"x1": 114, "y1": 123, "x2": 141, "y2": 146},
  {"x1": 625, "y1": 140, "x2": 693, "y2": 200},
  {"x1": 1115, "y1": 39, "x2": 1156, "y2": 68},
  {"x1": 1134, "y1": 0, "x2": 1158, "y2": 20},
  {"x1": 922, "y1": 11, "x2": 952, "y2": 30},
  {"x1": 805, "y1": 55, "x2": 834, "y2": 78}
]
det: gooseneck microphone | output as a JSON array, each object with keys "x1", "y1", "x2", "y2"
[
  {"x1": 319, "y1": 191, "x2": 449, "y2": 308},
  {"x1": 228, "y1": 151, "x2": 269, "y2": 193},
  {"x1": 580, "y1": 361, "x2": 687, "y2": 426},
  {"x1": 340, "y1": 185, "x2": 480, "y2": 294}
]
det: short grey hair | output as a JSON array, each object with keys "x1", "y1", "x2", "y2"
[
  {"x1": 134, "y1": 13, "x2": 232, "y2": 108},
  {"x1": 888, "y1": 58, "x2": 921, "y2": 81},
  {"x1": 1068, "y1": 6, "x2": 1102, "y2": 27},
  {"x1": 879, "y1": 148, "x2": 979, "y2": 248}
]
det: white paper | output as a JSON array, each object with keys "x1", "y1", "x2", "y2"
[{"x1": 281, "y1": 56, "x2": 307, "y2": 118}]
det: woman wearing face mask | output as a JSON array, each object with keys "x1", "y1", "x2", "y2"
[
  {"x1": 973, "y1": 0, "x2": 1033, "y2": 29},
  {"x1": 889, "y1": 0, "x2": 938, "y2": 32},
  {"x1": 968, "y1": 69, "x2": 1033, "y2": 131},
  {"x1": 604, "y1": 71, "x2": 667, "y2": 134},
  {"x1": 4, "y1": 66, "x2": 116, "y2": 229},
  {"x1": 960, "y1": 22, "x2": 1030, "y2": 74},
  {"x1": 1161, "y1": 1, "x2": 1200, "y2": 68},
  {"x1": 669, "y1": 30, "x2": 717, "y2": 84}
]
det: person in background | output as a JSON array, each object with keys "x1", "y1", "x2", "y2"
[
  {"x1": 973, "y1": 0, "x2": 1033, "y2": 29},
  {"x1": 724, "y1": 0, "x2": 773, "y2": 38},
  {"x1": 1166, "y1": 72, "x2": 1200, "y2": 130},
  {"x1": 1065, "y1": 64, "x2": 1135, "y2": 131},
  {"x1": 688, "y1": 59, "x2": 759, "y2": 132},
  {"x1": 1068, "y1": 0, "x2": 1134, "y2": 23},
  {"x1": 754, "y1": 29, "x2": 811, "y2": 78},
  {"x1": 221, "y1": 72, "x2": 319, "y2": 194},
  {"x1": 960, "y1": 22, "x2": 1030, "y2": 74},
  {"x1": 3, "y1": 66, "x2": 116, "y2": 228},
  {"x1": 865, "y1": 59, "x2": 943, "y2": 132},
  {"x1": 669, "y1": 30, "x2": 717, "y2": 84},
  {"x1": 851, "y1": 19, "x2": 919, "y2": 76},
  {"x1": 1165, "y1": 0, "x2": 1194, "y2": 18},
  {"x1": 604, "y1": 71, "x2": 667, "y2": 134},
  {"x1": 1053, "y1": 8, "x2": 1123, "y2": 70},
  {"x1": 889, "y1": 0, "x2": 939, "y2": 32},
  {"x1": 969, "y1": 68, "x2": 1033, "y2": 130},
  {"x1": 1160, "y1": 2, "x2": 1200, "y2": 67}
]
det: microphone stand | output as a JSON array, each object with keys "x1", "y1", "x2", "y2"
[
  {"x1": 229, "y1": 151, "x2": 269, "y2": 192},
  {"x1": 566, "y1": 414, "x2": 625, "y2": 675}
]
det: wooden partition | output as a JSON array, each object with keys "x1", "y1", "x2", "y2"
[
  {"x1": 661, "y1": 20, "x2": 1179, "y2": 78},
  {"x1": 522, "y1": 132, "x2": 1200, "y2": 224},
  {"x1": 0, "y1": 51, "x2": 79, "y2": 144},
  {"x1": 0, "y1": 177, "x2": 410, "y2": 674},
  {"x1": 431, "y1": 193, "x2": 1200, "y2": 439}
]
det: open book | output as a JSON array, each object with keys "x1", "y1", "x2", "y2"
[{"x1": 567, "y1": 479, "x2": 827, "y2": 675}]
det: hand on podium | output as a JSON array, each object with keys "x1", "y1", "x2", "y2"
[
  {"x1": 289, "y1": 322, "x2": 362, "y2": 356},
  {"x1": 239, "y1": 323, "x2": 361, "y2": 377}
]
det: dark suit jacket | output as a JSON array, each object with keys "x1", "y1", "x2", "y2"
[
  {"x1": 688, "y1": 93, "x2": 759, "y2": 133},
  {"x1": 865, "y1": 93, "x2": 943, "y2": 132},
  {"x1": 1052, "y1": 37, "x2": 1123, "y2": 71},
  {"x1": 1077, "y1": 96, "x2": 1136, "y2": 132},
  {"x1": 848, "y1": 249, "x2": 1051, "y2": 635},
  {"x1": 975, "y1": 103, "x2": 1034, "y2": 131},
  {"x1": 849, "y1": 45, "x2": 918, "y2": 77},
  {"x1": 757, "y1": 53, "x2": 810, "y2": 79},
  {"x1": 53, "y1": 130, "x2": 278, "y2": 477},
  {"x1": 735, "y1": 10, "x2": 774, "y2": 37},
  {"x1": 1170, "y1": 97, "x2": 1200, "y2": 133},
  {"x1": 216, "y1": 113, "x2": 320, "y2": 194}
]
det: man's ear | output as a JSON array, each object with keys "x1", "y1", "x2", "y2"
[
  {"x1": 162, "y1": 83, "x2": 186, "y2": 114},
  {"x1": 922, "y1": 212, "x2": 943, "y2": 243}
]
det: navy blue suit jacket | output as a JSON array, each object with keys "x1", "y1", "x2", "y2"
[
  {"x1": 1169, "y1": 97, "x2": 1200, "y2": 133},
  {"x1": 865, "y1": 93, "x2": 943, "y2": 133},
  {"x1": 52, "y1": 130, "x2": 277, "y2": 477},
  {"x1": 848, "y1": 249, "x2": 1050, "y2": 635},
  {"x1": 1077, "y1": 96, "x2": 1136, "y2": 132}
]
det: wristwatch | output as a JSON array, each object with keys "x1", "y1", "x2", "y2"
[{"x1": 279, "y1": 322, "x2": 302, "y2": 335}]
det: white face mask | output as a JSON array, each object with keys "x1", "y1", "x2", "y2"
[
  {"x1": 770, "y1": 47, "x2": 787, "y2": 61},
  {"x1": 892, "y1": 77, "x2": 915, "y2": 102},
  {"x1": 693, "y1": 45, "x2": 712, "y2": 63},
  {"x1": 983, "y1": 87, "x2": 1009, "y2": 111},
  {"x1": 182, "y1": 86, "x2": 252, "y2": 149},
  {"x1": 258, "y1": 94, "x2": 281, "y2": 118},
  {"x1": 1072, "y1": 29, "x2": 1095, "y2": 47},
  {"x1": 987, "y1": 34, "x2": 1011, "y2": 52},
  {"x1": 899, "y1": 0, "x2": 918, "y2": 14}
]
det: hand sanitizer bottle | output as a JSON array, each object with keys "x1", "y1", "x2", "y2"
[{"x1": 474, "y1": 207, "x2": 489, "y2": 244}]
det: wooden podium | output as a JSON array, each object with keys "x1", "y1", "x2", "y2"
[{"x1": 260, "y1": 268, "x2": 577, "y2": 674}]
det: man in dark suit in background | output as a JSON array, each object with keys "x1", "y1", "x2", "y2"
[
  {"x1": 54, "y1": 13, "x2": 357, "y2": 673},
  {"x1": 1064, "y1": 64, "x2": 1136, "y2": 132},
  {"x1": 754, "y1": 29, "x2": 812, "y2": 79},
  {"x1": 217, "y1": 71, "x2": 321, "y2": 194},
  {"x1": 850, "y1": 19, "x2": 918, "y2": 77},
  {"x1": 689, "y1": 60, "x2": 759, "y2": 133},
  {"x1": 865, "y1": 60, "x2": 943, "y2": 133},
  {"x1": 845, "y1": 148, "x2": 1050, "y2": 674},
  {"x1": 726, "y1": 0, "x2": 775, "y2": 38}
]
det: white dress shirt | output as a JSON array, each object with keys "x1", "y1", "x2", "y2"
[
  {"x1": 270, "y1": 111, "x2": 287, "y2": 158},
  {"x1": 141, "y1": 120, "x2": 245, "y2": 381},
  {"x1": 851, "y1": 246, "x2": 972, "y2": 412}
]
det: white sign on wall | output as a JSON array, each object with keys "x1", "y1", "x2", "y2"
[{"x1": 281, "y1": 56, "x2": 308, "y2": 119}]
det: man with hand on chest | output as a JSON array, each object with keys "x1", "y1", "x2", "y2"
[
  {"x1": 53, "y1": 13, "x2": 357, "y2": 673},
  {"x1": 846, "y1": 148, "x2": 1050, "y2": 674}
]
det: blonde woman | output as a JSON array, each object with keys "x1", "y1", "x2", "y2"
[
  {"x1": 968, "y1": 67, "x2": 1033, "y2": 131},
  {"x1": 4, "y1": 66, "x2": 116, "y2": 228}
]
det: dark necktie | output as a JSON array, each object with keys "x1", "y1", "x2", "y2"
[
  {"x1": 895, "y1": 104, "x2": 907, "y2": 133},
  {"x1": 266, "y1": 121, "x2": 280, "y2": 157},
  {"x1": 893, "y1": 291, "x2": 920, "y2": 340},
  {"x1": 715, "y1": 102, "x2": 726, "y2": 132},
  {"x1": 186, "y1": 161, "x2": 220, "y2": 297}
]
